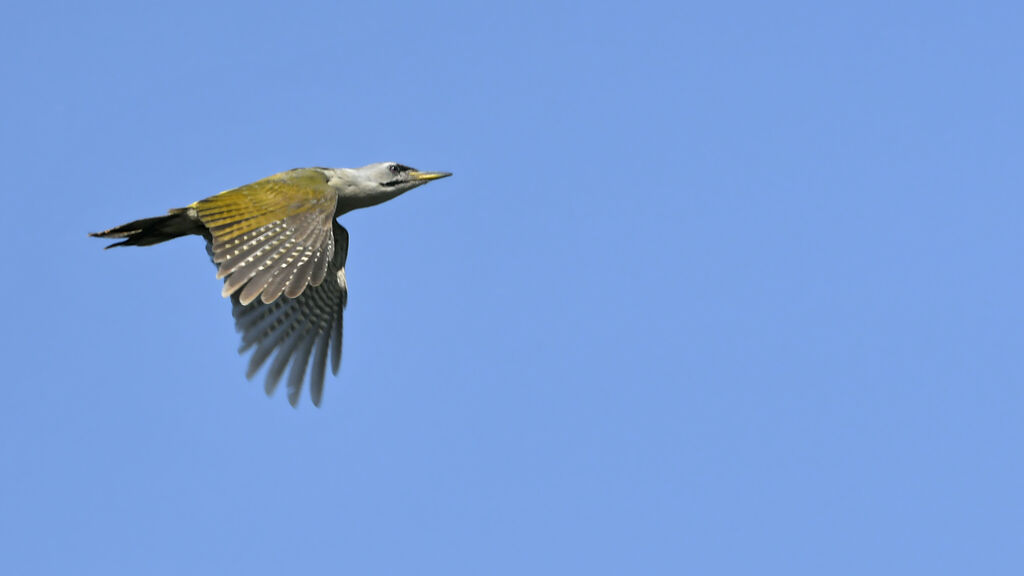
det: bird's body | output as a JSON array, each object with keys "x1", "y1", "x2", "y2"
[{"x1": 91, "y1": 162, "x2": 451, "y2": 406}]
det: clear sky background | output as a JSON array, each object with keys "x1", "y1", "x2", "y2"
[{"x1": 2, "y1": 1, "x2": 1022, "y2": 574}]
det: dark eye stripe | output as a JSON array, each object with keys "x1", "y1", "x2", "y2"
[{"x1": 385, "y1": 163, "x2": 415, "y2": 183}]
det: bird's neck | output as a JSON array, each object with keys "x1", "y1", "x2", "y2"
[{"x1": 330, "y1": 171, "x2": 409, "y2": 215}]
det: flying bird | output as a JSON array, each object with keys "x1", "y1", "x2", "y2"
[{"x1": 91, "y1": 162, "x2": 451, "y2": 406}]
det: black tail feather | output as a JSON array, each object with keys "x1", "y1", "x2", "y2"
[{"x1": 90, "y1": 208, "x2": 201, "y2": 248}]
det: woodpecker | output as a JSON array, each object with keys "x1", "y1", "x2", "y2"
[{"x1": 91, "y1": 163, "x2": 452, "y2": 407}]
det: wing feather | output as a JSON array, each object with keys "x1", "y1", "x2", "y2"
[
  {"x1": 265, "y1": 330, "x2": 304, "y2": 398},
  {"x1": 193, "y1": 168, "x2": 338, "y2": 305},
  {"x1": 214, "y1": 221, "x2": 349, "y2": 406},
  {"x1": 286, "y1": 336, "x2": 316, "y2": 406},
  {"x1": 255, "y1": 211, "x2": 325, "y2": 303},
  {"x1": 309, "y1": 330, "x2": 331, "y2": 406},
  {"x1": 243, "y1": 303, "x2": 298, "y2": 377}
]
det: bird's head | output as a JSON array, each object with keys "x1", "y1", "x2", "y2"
[{"x1": 327, "y1": 162, "x2": 452, "y2": 213}]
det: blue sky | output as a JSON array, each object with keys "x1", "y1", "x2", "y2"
[{"x1": 2, "y1": 0, "x2": 1022, "y2": 573}]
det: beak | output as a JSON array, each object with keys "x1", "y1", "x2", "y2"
[{"x1": 409, "y1": 170, "x2": 452, "y2": 182}]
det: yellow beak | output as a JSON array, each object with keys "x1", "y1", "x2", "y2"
[{"x1": 409, "y1": 170, "x2": 453, "y2": 182}]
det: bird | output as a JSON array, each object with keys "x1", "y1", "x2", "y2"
[{"x1": 91, "y1": 162, "x2": 452, "y2": 407}]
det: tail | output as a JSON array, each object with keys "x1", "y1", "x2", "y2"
[{"x1": 90, "y1": 208, "x2": 204, "y2": 248}]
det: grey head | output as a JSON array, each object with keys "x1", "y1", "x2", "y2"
[{"x1": 326, "y1": 162, "x2": 452, "y2": 214}]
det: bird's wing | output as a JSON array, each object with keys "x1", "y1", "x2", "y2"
[
  {"x1": 192, "y1": 168, "x2": 338, "y2": 305},
  {"x1": 218, "y1": 221, "x2": 349, "y2": 407}
]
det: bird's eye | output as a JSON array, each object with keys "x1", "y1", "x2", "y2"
[{"x1": 389, "y1": 164, "x2": 401, "y2": 174}]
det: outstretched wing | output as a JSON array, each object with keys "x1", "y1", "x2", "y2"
[
  {"x1": 220, "y1": 222, "x2": 349, "y2": 407},
  {"x1": 192, "y1": 168, "x2": 338, "y2": 306}
]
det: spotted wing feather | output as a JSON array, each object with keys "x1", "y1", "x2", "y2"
[
  {"x1": 192, "y1": 169, "x2": 337, "y2": 305},
  {"x1": 225, "y1": 222, "x2": 349, "y2": 407}
]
